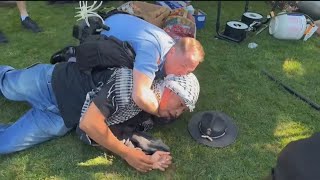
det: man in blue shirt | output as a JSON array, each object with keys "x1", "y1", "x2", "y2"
[{"x1": 101, "y1": 13, "x2": 205, "y2": 118}]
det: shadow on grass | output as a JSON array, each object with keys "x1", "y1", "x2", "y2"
[{"x1": 0, "y1": 132, "x2": 129, "y2": 179}]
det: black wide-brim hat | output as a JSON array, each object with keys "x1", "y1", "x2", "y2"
[{"x1": 188, "y1": 111, "x2": 238, "y2": 148}]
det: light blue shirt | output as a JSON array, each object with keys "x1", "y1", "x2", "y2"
[{"x1": 101, "y1": 14, "x2": 175, "y2": 80}]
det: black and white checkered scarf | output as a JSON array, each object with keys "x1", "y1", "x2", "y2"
[{"x1": 80, "y1": 68, "x2": 200, "y2": 124}]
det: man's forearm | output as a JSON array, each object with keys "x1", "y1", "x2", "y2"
[
  {"x1": 133, "y1": 88, "x2": 160, "y2": 116},
  {"x1": 80, "y1": 102, "x2": 155, "y2": 172},
  {"x1": 132, "y1": 69, "x2": 160, "y2": 116},
  {"x1": 82, "y1": 121, "x2": 130, "y2": 158},
  {"x1": 79, "y1": 102, "x2": 131, "y2": 158}
]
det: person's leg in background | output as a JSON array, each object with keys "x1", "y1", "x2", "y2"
[
  {"x1": 0, "y1": 64, "x2": 71, "y2": 154},
  {"x1": 16, "y1": 1, "x2": 42, "y2": 33},
  {"x1": 0, "y1": 31, "x2": 8, "y2": 43},
  {"x1": 0, "y1": 1, "x2": 13, "y2": 43},
  {"x1": 0, "y1": 1, "x2": 42, "y2": 43}
]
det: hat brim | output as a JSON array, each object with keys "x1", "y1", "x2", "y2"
[{"x1": 188, "y1": 111, "x2": 238, "y2": 148}]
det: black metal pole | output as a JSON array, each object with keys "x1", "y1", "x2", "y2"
[
  {"x1": 261, "y1": 69, "x2": 320, "y2": 111},
  {"x1": 216, "y1": 1, "x2": 221, "y2": 32},
  {"x1": 215, "y1": 1, "x2": 248, "y2": 43},
  {"x1": 244, "y1": 0, "x2": 249, "y2": 12}
]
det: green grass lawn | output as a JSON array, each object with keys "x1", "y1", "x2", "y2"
[{"x1": 0, "y1": 1, "x2": 320, "y2": 179}]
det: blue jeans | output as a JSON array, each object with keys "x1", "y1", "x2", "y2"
[{"x1": 0, "y1": 64, "x2": 72, "y2": 154}]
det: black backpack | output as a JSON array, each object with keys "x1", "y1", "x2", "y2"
[
  {"x1": 75, "y1": 34, "x2": 135, "y2": 74},
  {"x1": 50, "y1": 34, "x2": 135, "y2": 74}
]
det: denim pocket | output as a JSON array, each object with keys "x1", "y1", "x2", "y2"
[{"x1": 45, "y1": 65, "x2": 59, "y2": 115}]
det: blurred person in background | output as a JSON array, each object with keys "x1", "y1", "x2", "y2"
[{"x1": 0, "y1": 1, "x2": 42, "y2": 44}]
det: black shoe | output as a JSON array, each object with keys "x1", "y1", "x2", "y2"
[
  {"x1": 50, "y1": 46, "x2": 76, "y2": 64},
  {"x1": 21, "y1": 17, "x2": 43, "y2": 33},
  {"x1": 0, "y1": 31, "x2": 8, "y2": 43}
]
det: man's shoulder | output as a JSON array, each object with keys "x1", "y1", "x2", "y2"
[{"x1": 106, "y1": 13, "x2": 146, "y2": 26}]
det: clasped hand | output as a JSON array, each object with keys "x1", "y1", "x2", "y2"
[{"x1": 124, "y1": 148, "x2": 172, "y2": 173}]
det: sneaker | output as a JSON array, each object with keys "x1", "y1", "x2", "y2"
[
  {"x1": 21, "y1": 17, "x2": 43, "y2": 33},
  {"x1": 0, "y1": 31, "x2": 8, "y2": 43}
]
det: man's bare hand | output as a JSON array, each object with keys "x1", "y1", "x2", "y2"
[
  {"x1": 151, "y1": 151, "x2": 172, "y2": 171},
  {"x1": 123, "y1": 148, "x2": 154, "y2": 173}
]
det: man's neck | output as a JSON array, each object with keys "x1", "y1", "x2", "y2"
[{"x1": 155, "y1": 60, "x2": 166, "y2": 80}]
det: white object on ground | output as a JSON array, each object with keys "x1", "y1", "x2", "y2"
[
  {"x1": 269, "y1": 13, "x2": 307, "y2": 40},
  {"x1": 248, "y1": 42, "x2": 258, "y2": 49}
]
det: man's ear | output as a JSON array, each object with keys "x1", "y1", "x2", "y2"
[
  {"x1": 162, "y1": 88, "x2": 171, "y2": 99},
  {"x1": 159, "y1": 88, "x2": 171, "y2": 109}
]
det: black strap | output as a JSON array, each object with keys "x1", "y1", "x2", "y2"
[
  {"x1": 101, "y1": 8, "x2": 145, "y2": 23},
  {"x1": 102, "y1": 9, "x2": 131, "y2": 19}
]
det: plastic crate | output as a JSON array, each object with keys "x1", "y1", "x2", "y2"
[
  {"x1": 193, "y1": 10, "x2": 206, "y2": 29},
  {"x1": 156, "y1": 1, "x2": 187, "y2": 10}
]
